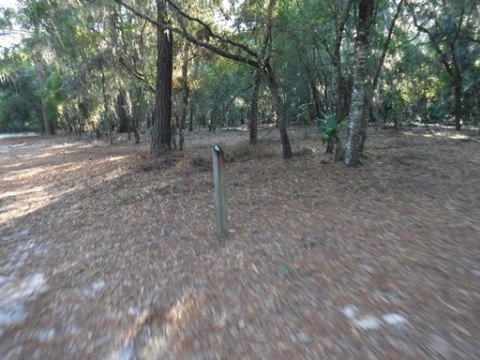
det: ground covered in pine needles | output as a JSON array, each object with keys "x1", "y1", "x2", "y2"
[{"x1": 1, "y1": 125, "x2": 479, "y2": 359}]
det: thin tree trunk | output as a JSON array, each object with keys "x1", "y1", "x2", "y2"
[
  {"x1": 188, "y1": 58, "x2": 198, "y2": 132},
  {"x1": 453, "y1": 74, "x2": 463, "y2": 130},
  {"x1": 131, "y1": 86, "x2": 142, "y2": 144},
  {"x1": 117, "y1": 90, "x2": 129, "y2": 133},
  {"x1": 367, "y1": 0, "x2": 404, "y2": 124},
  {"x1": 372, "y1": 0, "x2": 404, "y2": 91},
  {"x1": 179, "y1": 39, "x2": 189, "y2": 150},
  {"x1": 302, "y1": 62, "x2": 321, "y2": 119},
  {"x1": 262, "y1": 0, "x2": 292, "y2": 159},
  {"x1": 345, "y1": 0, "x2": 375, "y2": 167},
  {"x1": 265, "y1": 62, "x2": 292, "y2": 159},
  {"x1": 151, "y1": 0, "x2": 173, "y2": 155},
  {"x1": 475, "y1": 72, "x2": 480, "y2": 135},
  {"x1": 248, "y1": 67, "x2": 262, "y2": 144},
  {"x1": 248, "y1": 0, "x2": 275, "y2": 146},
  {"x1": 34, "y1": 57, "x2": 55, "y2": 136},
  {"x1": 309, "y1": 75, "x2": 321, "y2": 119},
  {"x1": 189, "y1": 102, "x2": 195, "y2": 132},
  {"x1": 100, "y1": 66, "x2": 113, "y2": 144}
]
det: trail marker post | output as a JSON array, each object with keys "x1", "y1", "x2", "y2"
[{"x1": 212, "y1": 145, "x2": 228, "y2": 237}]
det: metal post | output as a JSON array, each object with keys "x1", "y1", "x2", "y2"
[{"x1": 212, "y1": 145, "x2": 228, "y2": 237}]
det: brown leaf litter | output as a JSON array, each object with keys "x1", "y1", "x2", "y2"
[{"x1": 0, "y1": 125, "x2": 479, "y2": 359}]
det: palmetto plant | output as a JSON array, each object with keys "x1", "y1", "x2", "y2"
[{"x1": 315, "y1": 114, "x2": 346, "y2": 144}]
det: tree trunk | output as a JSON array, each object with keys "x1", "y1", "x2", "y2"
[
  {"x1": 100, "y1": 66, "x2": 113, "y2": 144},
  {"x1": 368, "y1": 0, "x2": 404, "y2": 124},
  {"x1": 179, "y1": 39, "x2": 189, "y2": 150},
  {"x1": 308, "y1": 73, "x2": 321, "y2": 120},
  {"x1": 453, "y1": 74, "x2": 463, "y2": 130},
  {"x1": 151, "y1": 0, "x2": 173, "y2": 155},
  {"x1": 117, "y1": 90, "x2": 130, "y2": 133},
  {"x1": 131, "y1": 86, "x2": 143, "y2": 144},
  {"x1": 248, "y1": 0, "x2": 275, "y2": 146},
  {"x1": 189, "y1": 102, "x2": 195, "y2": 132},
  {"x1": 248, "y1": 67, "x2": 262, "y2": 145},
  {"x1": 372, "y1": 0, "x2": 404, "y2": 92},
  {"x1": 265, "y1": 62, "x2": 292, "y2": 159},
  {"x1": 344, "y1": 0, "x2": 375, "y2": 167},
  {"x1": 34, "y1": 57, "x2": 55, "y2": 136},
  {"x1": 331, "y1": 0, "x2": 354, "y2": 121}
]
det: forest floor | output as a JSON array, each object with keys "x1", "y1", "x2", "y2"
[{"x1": 0, "y1": 124, "x2": 479, "y2": 359}]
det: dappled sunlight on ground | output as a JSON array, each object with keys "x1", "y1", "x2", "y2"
[
  {"x1": 422, "y1": 131, "x2": 472, "y2": 140},
  {"x1": 0, "y1": 136, "x2": 132, "y2": 225},
  {"x1": 1, "y1": 162, "x2": 87, "y2": 223},
  {"x1": 4, "y1": 164, "x2": 59, "y2": 181},
  {"x1": 400, "y1": 125, "x2": 479, "y2": 141},
  {"x1": 0, "y1": 187, "x2": 49, "y2": 223}
]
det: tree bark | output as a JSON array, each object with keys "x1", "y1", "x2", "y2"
[
  {"x1": 189, "y1": 102, "x2": 195, "y2": 132},
  {"x1": 453, "y1": 75, "x2": 463, "y2": 130},
  {"x1": 100, "y1": 66, "x2": 113, "y2": 144},
  {"x1": 307, "y1": 69, "x2": 321, "y2": 120},
  {"x1": 179, "y1": 39, "x2": 189, "y2": 150},
  {"x1": 248, "y1": 67, "x2": 262, "y2": 145},
  {"x1": 344, "y1": 0, "x2": 375, "y2": 167},
  {"x1": 151, "y1": 0, "x2": 173, "y2": 155},
  {"x1": 265, "y1": 62, "x2": 292, "y2": 159},
  {"x1": 117, "y1": 90, "x2": 130, "y2": 133}
]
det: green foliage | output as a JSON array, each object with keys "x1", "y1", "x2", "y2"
[
  {"x1": 0, "y1": 57, "x2": 43, "y2": 132},
  {"x1": 0, "y1": 92, "x2": 42, "y2": 132},
  {"x1": 1, "y1": 0, "x2": 477, "y2": 137},
  {"x1": 315, "y1": 115, "x2": 345, "y2": 144},
  {"x1": 191, "y1": 59, "x2": 252, "y2": 128},
  {"x1": 45, "y1": 70, "x2": 66, "y2": 123},
  {"x1": 296, "y1": 103, "x2": 311, "y2": 123}
]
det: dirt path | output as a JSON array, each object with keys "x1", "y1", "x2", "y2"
[{"x1": 1, "y1": 127, "x2": 479, "y2": 359}]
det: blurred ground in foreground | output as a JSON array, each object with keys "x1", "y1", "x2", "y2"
[{"x1": 1, "y1": 125, "x2": 479, "y2": 359}]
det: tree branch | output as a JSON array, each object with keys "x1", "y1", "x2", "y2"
[
  {"x1": 118, "y1": 56, "x2": 155, "y2": 93},
  {"x1": 372, "y1": 0, "x2": 404, "y2": 89},
  {"x1": 111, "y1": 0, "x2": 258, "y2": 68},
  {"x1": 166, "y1": 0, "x2": 258, "y2": 59},
  {"x1": 406, "y1": 1, "x2": 454, "y2": 77}
]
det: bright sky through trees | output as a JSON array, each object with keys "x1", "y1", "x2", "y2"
[{"x1": 0, "y1": 0, "x2": 22, "y2": 49}]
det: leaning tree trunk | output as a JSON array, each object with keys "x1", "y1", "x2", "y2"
[
  {"x1": 265, "y1": 62, "x2": 293, "y2": 159},
  {"x1": 151, "y1": 0, "x2": 173, "y2": 155},
  {"x1": 344, "y1": 0, "x2": 374, "y2": 167}
]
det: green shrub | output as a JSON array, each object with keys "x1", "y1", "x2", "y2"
[{"x1": 314, "y1": 115, "x2": 346, "y2": 143}]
